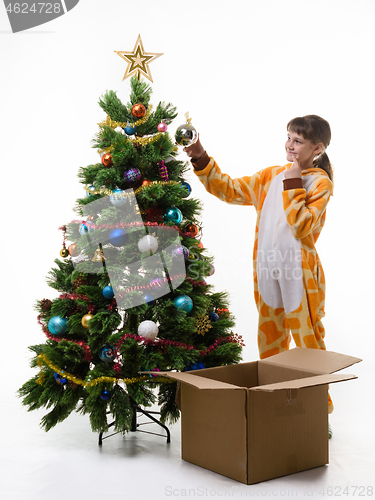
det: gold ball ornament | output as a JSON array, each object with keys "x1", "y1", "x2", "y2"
[
  {"x1": 81, "y1": 313, "x2": 94, "y2": 329},
  {"x1": 131, "y1": 103, "x2": 146, "y2": 118},
  {"x1": 60, "y1": 248, "x2": 69, "y2": 258},
  {"x1": 101, "y1": 153, "x2": 113, "y2": 167}
]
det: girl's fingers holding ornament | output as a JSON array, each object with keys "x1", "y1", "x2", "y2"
[{"x1": 184, "y1": 134, "x2": 205, "y2": 160}]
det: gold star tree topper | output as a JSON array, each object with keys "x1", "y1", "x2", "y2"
[{"x1": 114, "y1": 34, "x2": 163, "y2": 83}]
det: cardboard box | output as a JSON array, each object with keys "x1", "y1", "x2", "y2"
[{"x1": 160, "y1": 348, "x2": 361, "y2": 484}]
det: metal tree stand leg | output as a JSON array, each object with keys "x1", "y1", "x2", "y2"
[{"x1": 98, "y1": 398, "x2": 171, "y2": 445}]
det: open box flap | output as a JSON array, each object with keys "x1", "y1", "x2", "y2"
[
  {"x1": 260, "y1": 348, "x2": 362, "y2": 375},
  {"x1": 155, "y1": 371, "x2": 241, "y2": 390},
  {"x1": 250, "y1": 373, "x2": 357, "y2": 392}
]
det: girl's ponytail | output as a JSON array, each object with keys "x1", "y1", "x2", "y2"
[{"x1": 313, "y1": 152, "x2": 334, "y2": 183}]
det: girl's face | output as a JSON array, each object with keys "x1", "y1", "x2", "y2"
[{"x1": 285, "y1": 130, "x2": 323, "y2": 168}]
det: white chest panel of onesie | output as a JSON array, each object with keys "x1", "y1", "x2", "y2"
[{"x1": 257, "y1": 171, "x2": 317, "y2": 313}]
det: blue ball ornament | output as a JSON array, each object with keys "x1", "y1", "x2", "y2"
[
  {"x1": 109, "y1": 228, "x2": 128, "y2": 247},
  {"x1": 79, "y1": 221, "x2": 95, "y2": 235},
  {"x1": 124, "y1": 124, "x2": 137, "y2": 135},
  {"x1": 209, "y1": 312, "x2": 220, "y2": 322},
  {"x1": 54, "y1": 372, "x2": 67, "y2": 384},
  {"x1": 163, "y1": 207, "x2": 183, "y2": 224},
  {"x1": 48, "y1": 316, "x2": 68, "y2": 335},
  {"x1": 102, "y1": 285, "x2": 114, "y2": 299},
  {"x1": 181, "y1": 182, "x2": 192, "y2": 197},
  {"x1": 144, "y1": 294, "x2": 155, "y2": 305},
  {"x1": 99, "y1": 344, "x2": 116, "y2": 363},
  {"x1": 186, "y1": 362, "x2": 205, "y2": 371},
  {"x1": 123, "y1": 167, "x2": 142, "y2": 186},
  {"x1": 173, "y1": 295, "x2": 193, "y2": 313},
  {"x1": 100, "y1": 390, "x2": 110, "y2": 401},
  {"x1": 110, "y1": 189, "x2": 127, "y2": 207}
]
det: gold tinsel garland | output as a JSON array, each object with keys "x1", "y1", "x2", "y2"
[
  {"x1": 98, "y1": 105, "x2": 154, "y2": 129},
  {"x1": 98, "y1": 132, "x2": 163, "y2": 154},
  {"x1": 84, "y1": 180, "x2": 179, "y2": 197},
  {"x1": 36, "y1": 353, "x2": 173, "y2": 387}
]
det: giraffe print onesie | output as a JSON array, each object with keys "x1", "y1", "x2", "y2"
[{"x1": 192, "y1": 153, "x2": 334, "y2": 413}]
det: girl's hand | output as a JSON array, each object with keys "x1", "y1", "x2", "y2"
[
  {"x1": 183, "y1": 134, "x2": 205, "y2": 161},
  {"x1": 284, "y1": 155, "x2": 303, "y2": 179}
]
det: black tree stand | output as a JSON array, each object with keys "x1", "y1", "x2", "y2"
[{"x1": 98, "y1": 398, "x2": 171, "y2": 445}]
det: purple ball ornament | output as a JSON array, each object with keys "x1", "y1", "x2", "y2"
[{"x1": 123, "y1": 167, "x2": 142, "y2": 187}]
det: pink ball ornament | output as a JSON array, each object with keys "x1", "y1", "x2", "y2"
[{"x1": 158, "y1": 122, "x2": 168, "y2": 132}]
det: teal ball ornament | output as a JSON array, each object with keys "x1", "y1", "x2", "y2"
[
  {"x1": 48, "y1": 316, "x2": 68, "y2": 335},
  {"x1": 163, "y1": 207, "x2": 183, "y2": 224},
  {"x1": 99, "y1": 344, "x2": 116, "y2": 363},
  {"x1": 173, "y1": 295, "x2": 193, "y2": 313},
  {"x1": 124, "y1": 124, "x2": 137, "y2": 135},
  {"x1": 86, "y1": 185, "x2": 96, "y2": 197},
  {"x1": 102, "y1": 286, "x2": 114, "y2": 299},
  {"x1": 109, "y1": 228, "x2": 128, "y2": 247}
]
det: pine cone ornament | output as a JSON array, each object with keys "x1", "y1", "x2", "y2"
[{"x1": 40, "y1": 299, "x2": 52, "y2": 312}]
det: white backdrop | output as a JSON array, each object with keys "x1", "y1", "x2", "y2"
[{"x1": 1, "y1": 1, "x2": 374, "y2": 498}]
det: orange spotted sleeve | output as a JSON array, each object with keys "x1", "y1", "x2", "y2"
[
  {"x1": 282, "y1": 175, "x2": 333, "y2": 239},
  {"x1": 193, "y1": 156, "x2": 265, "y2": 208}
]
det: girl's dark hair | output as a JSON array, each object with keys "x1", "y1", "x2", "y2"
[{"x1": 287, "y1": 115, "x2": 333, "y2": 182}]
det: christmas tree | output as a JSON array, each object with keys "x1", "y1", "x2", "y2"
[{"x1": 18, "y1": 42, "x2": 243, "y2": 437}]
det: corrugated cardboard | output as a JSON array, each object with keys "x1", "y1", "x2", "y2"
[{"x1": 157, "y1": 348, "x2": 361, "y2": 484}]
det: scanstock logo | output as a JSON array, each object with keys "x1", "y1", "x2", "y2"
[{"x1": 4, "y1": 0, "x2": 79, "y2": 33}]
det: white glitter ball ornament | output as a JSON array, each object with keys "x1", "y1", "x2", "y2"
[
  {"x1": 138, "y1": 320, "x2": 159, "y2": 340},
  {"x1": 138, "y1": 235, "x2": 159, "y2": 254}
]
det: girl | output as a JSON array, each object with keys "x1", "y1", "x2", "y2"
[{"x1": 184, "y1": 115, "x2": 334, "y2": 414}]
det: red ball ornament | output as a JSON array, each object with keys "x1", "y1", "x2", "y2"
[
  {"x1": 101, "y1": 153, "x2": 113, "y2": 167},
  {"x1": 158, "y1": 122, "x2": 168, "y2": 132},
  {"x1": 184, "y1": 223, "x2": 199, "y2": 237},
  {"x1": 142, "y1": 179, "x2": 152, "y2": 187},
  {"x1": 131, "y1": 103, "x2": 146, "y2": 118}
]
